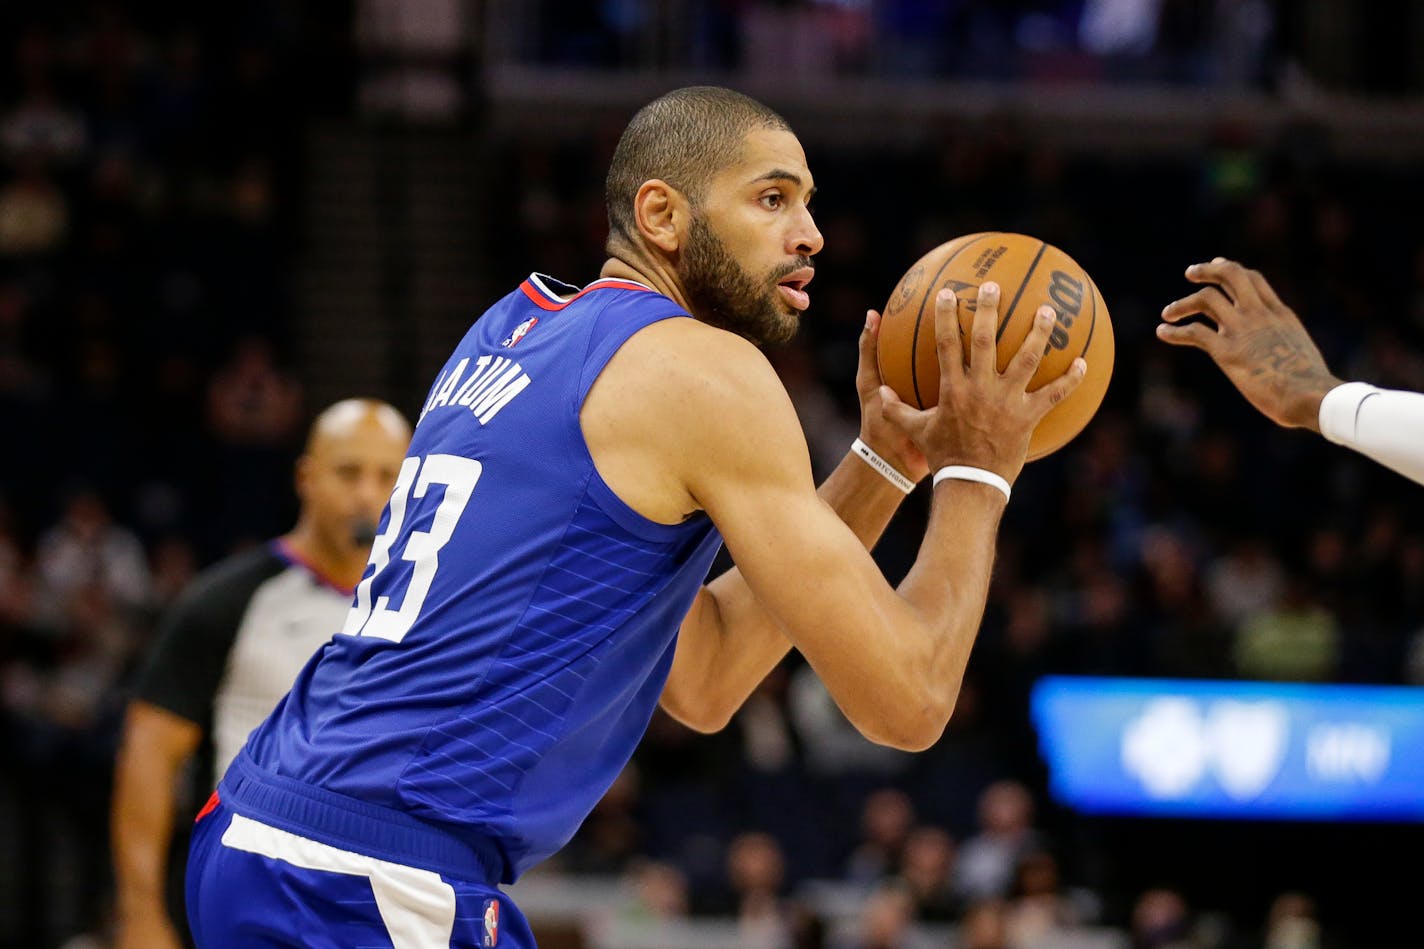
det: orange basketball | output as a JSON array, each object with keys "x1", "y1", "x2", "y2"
[{"x1": 877, "y1": 232, "x2": 1114, "y2": 461}]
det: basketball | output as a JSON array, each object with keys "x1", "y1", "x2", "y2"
[{"x1": 877, "y1": 232, "x2": 1114, "y2": 461}]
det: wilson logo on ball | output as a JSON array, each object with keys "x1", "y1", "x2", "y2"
[{"x1": 1046, "y1": 270, "x2": 1085, "y2": 351}]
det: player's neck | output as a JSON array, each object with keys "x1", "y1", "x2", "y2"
[
  {"x1": 281, "y1": 524, "x2": 363, "y2": 593},
  {"x1": 600, "y1": 255, "x2": 692, "y2": 314}
]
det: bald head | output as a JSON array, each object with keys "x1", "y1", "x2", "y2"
[
  {"x1": 305, "y1": 398, "x2": 412, "y2": 456},
  {"x1": 295, "y1": 399, "x2": 411, "y2": 554}
]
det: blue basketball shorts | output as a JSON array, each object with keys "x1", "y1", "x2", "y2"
[{"x1": 186, "y1": 796, "x2": 535, "y2": 948}]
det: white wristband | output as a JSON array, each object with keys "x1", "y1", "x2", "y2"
[
  {"x1": 932, "y1": 465, "x2": 1012, "y2": 502},
  {"x1": 851, "y1": 438, "x2": 915, "y2": 494}
]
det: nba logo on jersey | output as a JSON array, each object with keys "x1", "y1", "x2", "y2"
[
  {"x1": 501, "y1": 317, "x2": 538, "y2": 348},
  {"x1": 481, "y1": 898, "x2": 500, "y2": 946}
]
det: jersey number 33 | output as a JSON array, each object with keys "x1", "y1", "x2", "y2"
[{"x1": 341, "y1": 453, "x2": 482, "y2": 644}]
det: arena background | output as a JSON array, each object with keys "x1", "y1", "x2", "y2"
[{"x1": 2, "y1": 1, "x2": 1423, "y2": 947}]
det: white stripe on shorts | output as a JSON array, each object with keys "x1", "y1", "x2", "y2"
[{"x1": 221, "y1": 813, "x2": 456, "y2": 948}]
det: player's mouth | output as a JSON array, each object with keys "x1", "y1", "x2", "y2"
[{"x1": 776, "y1": 268, "x2": 814, "y2": 311}]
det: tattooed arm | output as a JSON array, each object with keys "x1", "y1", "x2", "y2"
[
  {"x1": 1158, "y1": 258, "x2": 1340, "y2": 429},
  {"x1": 1159, "y1": 258, "x2": 1424, "y2": 486}
]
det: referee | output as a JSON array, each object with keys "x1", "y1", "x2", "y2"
[{"x1": 110, "y1": 398, "x2": 411, "y2": 949}]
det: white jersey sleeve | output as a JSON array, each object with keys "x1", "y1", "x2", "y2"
[{"x1": 1318, "y1": 382, "x2": 1424, "y2": 487}]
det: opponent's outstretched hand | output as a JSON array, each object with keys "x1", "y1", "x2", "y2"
[
  {"x1": 879, "y1": 282, "x2": 1085, "y2": 486},
  {"x1": 1159, "y1": 258, "x2": 1342, "y2": 431},
  {"x1": 857, "y1": 309, "x2": 929, "y2": 483}
]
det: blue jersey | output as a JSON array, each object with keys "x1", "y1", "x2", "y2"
[{"x1": 239, "y1": 274, "x2": 723, "y2": 884}]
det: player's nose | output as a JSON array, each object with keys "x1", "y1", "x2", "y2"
[{"x1": 789, "y1": 205, "x2": 822, "y2": 257}]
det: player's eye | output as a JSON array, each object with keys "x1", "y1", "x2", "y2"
[{"x1": 759, "y1": 192, "x2": 783, "y2": 211}]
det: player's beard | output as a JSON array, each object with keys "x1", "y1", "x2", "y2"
[{"x1": 679, "y1": 213, "x2": 804, "y2": 348}]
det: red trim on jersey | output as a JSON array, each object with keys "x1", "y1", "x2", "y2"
[
  {"x1": 273, "y1": 538, "x2": 355, "y2": 596},
  {"x1": 519, "y1": 277, "x2": 654, "y2": 311},
  {"x1": 196, "y1": 790, "x2": 220, "y2": 823}
]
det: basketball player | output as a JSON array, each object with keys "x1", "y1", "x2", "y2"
[
  {"x1": 185, "y1": 86, "x2": 1085, "y2": 948},
  {"x1": 1159, "y1": 257, "x2": 1424, "y2": 485},
  {"x1": 111, "y1": 399, "x2": 411, "y2": 949}
]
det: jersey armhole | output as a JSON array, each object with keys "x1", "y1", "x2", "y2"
[
  {"x1": 569, "y1": 293, "x2": 708, "y2": 542},
  {"x1": 582, "y1": 467, "x2": 709, "y2": 542},
  {"x1": 575, "y1": 301, "x2": 690, "y2": 402}
]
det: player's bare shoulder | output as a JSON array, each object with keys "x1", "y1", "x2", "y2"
[
  {"x1": 582, "y1": 317, "x2": 805, "y2": 524},
  {"x1": 584, "y1": 316, "x2": 791, "y2": 438}
]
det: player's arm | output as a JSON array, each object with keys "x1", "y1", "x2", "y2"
[
  {"x1": 666, "y1": 285, "x2": 1082, "y2": 750},
  {"x1": 1316, "y1": 383, "x2": 1424, "y2": 485},
  {"x1": 1159, "y1": 258, "x2": 1424, "y2": 486},
  {"x1": 111, "y1": 566, "x2": 248, "y2": 949},
  {"x1": 663, "y1": 310, "x2": 925, "y2": 732},
  {"x1": 112, "y1": 700, "x2": 201, "y2": 949}
]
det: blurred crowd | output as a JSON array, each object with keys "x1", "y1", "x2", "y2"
[
  {"x1": 512, "y1": 0, "x2": 1418, "y2": 95},
  {"x1": 0, "y1": 4, "x2": 315, "y2": 945},
  {"x1": 4, "y1": 2, "x2": 1424, "y2": 948}
]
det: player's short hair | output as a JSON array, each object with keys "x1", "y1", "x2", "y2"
[{"x1": 605, "y1": 86, "x2": 790, "y2": 252}]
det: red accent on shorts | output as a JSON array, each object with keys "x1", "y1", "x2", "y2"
[{"x1": 196, "y1": 790, "x2": 221, "y2": 823}]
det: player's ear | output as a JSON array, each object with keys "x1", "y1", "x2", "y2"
[{"x1": 633, "y1": 179, "x2": 687, "y2": 253}]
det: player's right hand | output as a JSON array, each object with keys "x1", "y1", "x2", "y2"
[
  {"x1": 879, "y1": 281, "x2": 1085, "y2": 485},
  {"x1": 856, "y1": 308, "x2": 930, "y2": 483}
]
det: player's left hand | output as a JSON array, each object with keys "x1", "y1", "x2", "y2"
[{"x1": 857, "y1": 309, "x2": 930, "y2": 482}]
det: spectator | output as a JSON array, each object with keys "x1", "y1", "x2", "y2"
[
  {"x1": 621, "y1": 858, "x2": 690, "y2": 921},
  {"x1": 1003, "y1": 849, "x2": 1100, "y2": 946},
  {"x1": 1130, "y1": 888, "x2": 1195, "y2": 949},
  {"x1": 896, "y1": 826, "x2": 960, "y2": 922},
  {"x1": 954, "y1": 780, "x2": 1044, "y2": 903},
  {"x1": 725, "y1": 831, "x2": 790, "y2": 946},
  {"x1": 849, "y1": 883, "x2": 917, "y2": 949},
  {"x1": 205, "y1": 335, "x2": 303, "y2": 449},
  {"x1": 732, "y1": 660, "x2": 800, "y2": 776},
  {"x1": 1, "y1": 51, "x2": 87, "y2": 164},
  {"x1": 204, "y1": 335, "x2": 304, "y2": 549},
  {"x1": 959, "y1": 898, "x2": 1011, "y2": 949},
  {"x1": 35, "y1": 489, "x2": 151, "y2": 621},
  {"x1": 845, "y1": 788, "x2": 916, "y2": 885},
  {"x1": 0, "y1": 161, "x2": 69, "y2": 256},
  {"x1": 1263, "y1": 892, "x2": 1326, "y2": 949},
  {"x1": 1234, "y1": 576, "x2": 1342, "y2": 681},
  {"x1": 1205, "y1": 537, "x2": 1285, "y2": 627}
]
